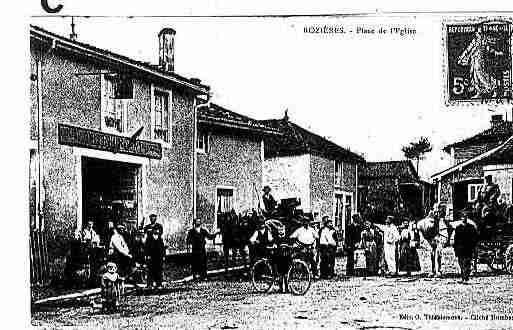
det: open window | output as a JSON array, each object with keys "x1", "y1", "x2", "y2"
[
  {"x1": 152, "y1": 88, "x2": 171, "y2": 144},
  {"x1": 334, "y1": 160, "x2": 343, "y2": 187},
  {"x1": 101, "y1": 74, "x2": 132, "y2": 134},
  {"x1": 196, "y1": 130, "x2": 209, "y2": 153},
  {"x1": 216, "y1": 188, "x2": 234, "y2": 229}
]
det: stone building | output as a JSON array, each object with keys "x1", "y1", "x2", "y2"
[
  {"x1": 359, "y1": 160, "x2": 434, "y2": 223},
  {"x1": 260, "y1": 114, "x2": 365, "y2": 236},
  {"x1": 432, "y1": 115, "x2": 513, "y2": 219},
  {"x1": 195, "y1": 103, "x2": 280, "y2": 237},
  {"x1": 29, "y1": 25, "x2": 209, "y2": 280}
]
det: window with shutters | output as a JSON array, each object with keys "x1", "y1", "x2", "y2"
[
  {"x1": 334, "y1": 160, "x2": 343, "y2": 187},
  {"x1": 101, "y1": 74, "x2": 129, "y2": 134},
  {"x1": 196, "y1": 130, "x2": 209, "y2": 153},
  {"x1": 216, "y1": 188, "x2": 234, "y2": 229},
  {"x1": 151, "y1": 86, "x2": 172, "y2": 144}
]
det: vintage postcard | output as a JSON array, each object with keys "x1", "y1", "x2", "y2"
[{"x1": 8, "y1": 1, "x2": 513, "y2": 329}]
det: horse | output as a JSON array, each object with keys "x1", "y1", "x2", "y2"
[
  {"x1": 219, "y1": 210, "x2": 259, "y2": 273},
  {"x1": 416, "y1": 210, "x2": 452, "y2": 276}
]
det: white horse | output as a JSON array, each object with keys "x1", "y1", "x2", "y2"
[{"x1": 417, "y1": 212, "x2": 452, "y2": 276}]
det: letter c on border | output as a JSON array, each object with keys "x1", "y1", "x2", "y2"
[{"x1": 41, "y1": 0, "x2": 63, "y2": 13}]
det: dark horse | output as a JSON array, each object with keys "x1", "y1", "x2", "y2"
[
  {"x1": 219, "y1": 209, "x2": 258, "y2": 272},
  {"x1": 219, "y1": 199, "x2": 305, "y2": 272}
]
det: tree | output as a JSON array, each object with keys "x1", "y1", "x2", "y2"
[{"x1": 401, "y1": 136, "x2": 432, "y2": 174}]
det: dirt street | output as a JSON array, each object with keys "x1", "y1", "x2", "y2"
[{"x1": 32, "y1": 249, "x2": 513, "y2": 330}]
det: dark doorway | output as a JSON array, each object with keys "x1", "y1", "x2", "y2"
[
  {"x1": 216, "y1": 188, "x2": 234, "y2": 229},
  {"x1": 82, "y1": 157, "x2": 140, "y2": 243},
  {"x1": 453, "y1": 179, "x2": 482, "y2": 219}
]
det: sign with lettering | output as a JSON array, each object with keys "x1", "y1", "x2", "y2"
[
  {"x1": 58, "y1": 124, "x2": 162, "y2": 159},
  {"x1": 445, "y1": 20, "x2": 512, "y2": 104}
]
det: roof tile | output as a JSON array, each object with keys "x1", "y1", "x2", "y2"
[{"x1": 259, "y1": 119, "x2": 364, "y2": 162}]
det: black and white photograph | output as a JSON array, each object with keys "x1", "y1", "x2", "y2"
[{"x1": 3, "y1": 1, "x2": 513, "y2": 329}]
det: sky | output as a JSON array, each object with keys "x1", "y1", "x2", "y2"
[{"x1": 30, "y1": 14, "x2": 513, "y2": 179}]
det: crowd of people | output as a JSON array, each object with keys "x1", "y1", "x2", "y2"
[
  {"x1": 66, "y1": 185, "x2": 485, "y2": 293},
  {"x1": 66, "y1": 213, "x2": 167, "y2": 289}
]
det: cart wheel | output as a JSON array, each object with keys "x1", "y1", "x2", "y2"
[
  {"x1": 505, "y1": 244, "x2": 513, "y2": 275},
  {"x1": 251, "y1": 259, "x2": 275, "y2": 293},
  {"x1": 287, "y1": 259, "x2": 311, "y2": 296},
  {"x1": 486, "y1": 248, "x2": 506, "y2": 273},
  {"x1": 470, "y1": 257, "x2": 476, "y2": 275}
]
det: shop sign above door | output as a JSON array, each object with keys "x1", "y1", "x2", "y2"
[{"x1": 58, "y1": 124, "x2": 162, "y2": 159}]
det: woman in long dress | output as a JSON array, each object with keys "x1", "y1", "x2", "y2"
[
  {"x1": 399, "y1": 220, "x2": 421, "y2": 276},
  {"x1": 457, "y1": 25, "x2": 505, "y2": 98},
  {"x1": 360, "y1": 221, "x2": 378, "y2": 276}
]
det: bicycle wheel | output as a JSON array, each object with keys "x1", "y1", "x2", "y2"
[
  {"x1": 287, "y1": 259, "x2": 311, "y2": 295},
  {"x1": 505, "y1": 243, "x2": 513, "y2": 275},
  {"x1": 251, "y1": 259, "x2": 275, "y2": 293}
]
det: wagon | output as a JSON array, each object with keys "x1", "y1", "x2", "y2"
[{"x1": 472, "y1": 214, "x2": 513, "y2": 274}]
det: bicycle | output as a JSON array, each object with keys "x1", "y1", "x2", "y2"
[{"x1": 251, "y1": 243, "x2": 312, "y2": 295}]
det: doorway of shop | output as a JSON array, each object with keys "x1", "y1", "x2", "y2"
[{"x1": 81, "y1": 157, "x2": 141, "y2": 243}]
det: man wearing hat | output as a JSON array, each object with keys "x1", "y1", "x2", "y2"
[
  {"x1": 261, "y1": 186, "x2": 277, "y2": 218},
  {"x1": 453, "y1": 209, "x2": 479, "y2": 283},
  {"x1": 146, "y1": 227, "x2": 166, "y2": 288},
  {"x1": 290, "y1": 215, "x2": 319, "y2": 277},
  {"x1": 345, "y1": 213, "x2": 363, "y2": 276},
  {"x1": 249, "y1": 217, "x2": 275, "y2": 260},
  {"x1": 319, "y1": 216, "x2": 338, "y2": 279},
  {"x1": 144, "y1": 214, "x2": 163, "y2": 238},
  {"x1": 186, "y1": 218, "x2": 218, "y2": 280}
]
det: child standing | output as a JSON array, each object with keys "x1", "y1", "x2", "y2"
[{"x1": 100, "y1": 262, "x2": 123, "y2": 313}]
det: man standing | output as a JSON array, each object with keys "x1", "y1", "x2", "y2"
[
  {"x1": 108, "y1": 225, "x2": 132, "y2": 276},
  {"x1": 319, "y1": 216, "x2": 338, "y2": 279},
  {"x1": 453, "y1": 210, "x2": 479, "y2": 283},
  {"x1": 383, "y1": 216, "x2": 400, "y2": 276},
  {"x1": 82, "y1": 220, "x2": 100, "y2": 247},
  {"x1": 146, "y1": 228, "x2": 165, "y2": 288},
  {"x1": 82, "y1": 220, "x2": 101, "y2": 287},
  {"x1": 144, "y1": 214, "x2": 164, "y2": 238},
  {"x1": 261, "y1": 186, "x2": 277, "y2": 218},
  {"x1": 345, "y1": 213, "x2": 363, "y2": 276},
  {"x1": 290, "y1": 216, "x2": 319, "y2": 278},
  {"x1": 186, "y1": 218, "x2": 218, "y2": 280}
]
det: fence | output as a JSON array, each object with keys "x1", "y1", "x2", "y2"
[{"x1": 30, "y1": 229, "x2": 50, "y2": 285}]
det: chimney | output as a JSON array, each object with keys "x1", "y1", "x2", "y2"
[
  {"x1": 158, "y1": 28, "x2": 176, "y2": 72},
  {"x1": 491, "y1": 114, "x2": 504, "y2": 128},
  {"x1": 190, "y1": 78, "x2": 201, "y2": 85},
  {"x1": 69, "y1": 16, "x2": 78, "y2": 41}
]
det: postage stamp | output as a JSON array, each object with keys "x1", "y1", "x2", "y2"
[{"x1": 444, "y1": 18, "x2": 513, "y2": 105}]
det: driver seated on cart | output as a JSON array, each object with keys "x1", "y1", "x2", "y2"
[{"x1": 290, "y1": 216, "x2": 319, "y2": 278}]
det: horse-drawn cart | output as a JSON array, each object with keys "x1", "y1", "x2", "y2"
[
  {"x1": 473, "y1": 224, "x2": 513, "y2": 274},
  {"x1": 469, "y1": 201, "x2": 513, "y2": 274}
]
